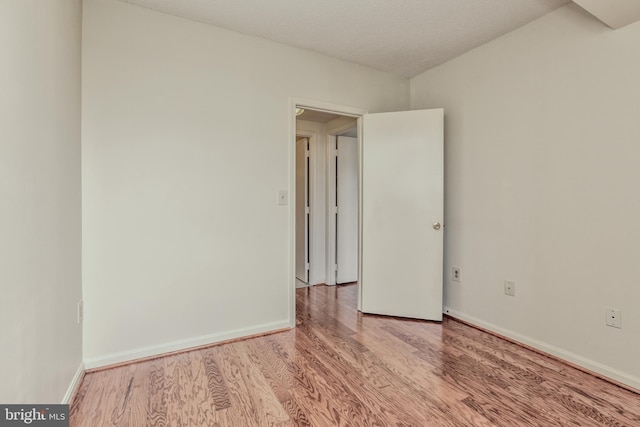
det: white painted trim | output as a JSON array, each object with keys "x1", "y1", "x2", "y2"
[
  {"x1": 83, "y1": 320, "x2": 290, "y2": 369},
  {"x1": 289, "y1": 98, "x2": 368, "y2": 327},
  {"x1": 291, "y1": 98, "x2": 365, "y2": 118},
  {"x1": 61, "y1": 362, "x2": 85, "y2": 404},
  {"x1": 356, "y1": 116, "x2": 364, "y2": 312},
  {"x1": 289, "y1": 100, "x2": 297, "y2": 328},
  {"x1": 444, "y1": 307, "x2": 640, "y2": 391}
]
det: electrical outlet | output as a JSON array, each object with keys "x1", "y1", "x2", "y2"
[
  {"x1": 77, "y1": 300, "x2": 83, "y2": 325},
  {"x1": 605, "y1": 308, "x2": 621, "y2": 329},
  {"x1": 452, "y1": 267, "x2": 461, "y2": 282},
  {"x1": 504, "y1": 281, "x2": 516, "y2": 297}
]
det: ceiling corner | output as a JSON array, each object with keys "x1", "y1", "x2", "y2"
[{"x1": 572, "y1": 0, "x2": 640, "y2": 29}]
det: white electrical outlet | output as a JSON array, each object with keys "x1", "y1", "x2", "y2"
[
  {"x1": 452, "y1": 267, "x2": 461, "y2": 282},
  {"x1": 77, "y1": 300, "x2": 83, "y2": 324},
  {"x1": 605, "y1": 308, "x2": 622, "y2": 329},
  {"x1": 504, "y1": 281, "x2": 516, "y2": 296}
]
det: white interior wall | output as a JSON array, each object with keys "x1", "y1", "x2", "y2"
[
  {"x1": 0, "y1": 0, "x2": 83, "y2": 403},
  {"x1": 6, "y1": 0, "x2": 636, "y2": 401},
  {"x1": 411, "y1": 3, "x2": 640, "y2": 389},
  {"x1": 81, "y1": 0, "x2": 409, "y2": 367}
]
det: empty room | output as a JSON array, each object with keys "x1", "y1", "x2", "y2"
[{"x1": 2, "y1": 0, "x2": 640, "y2": 425}]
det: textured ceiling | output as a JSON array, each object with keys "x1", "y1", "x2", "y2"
[{"x1": 120, "y1": 0, "x2": 571, "y2": 78}]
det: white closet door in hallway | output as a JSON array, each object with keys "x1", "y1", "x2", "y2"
[{"x1": 336, "y1": 135, "x2": 359, "y2": 284}]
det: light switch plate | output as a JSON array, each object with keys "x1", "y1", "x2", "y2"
[
  {"x1": 278, "y1": 190, "x2": 288, "y2": 205},
  {"x1": 605, "y1": 308, "x2": 622, "y2": 329},
  {"x1": 504, "y1": 281, "x2": 516, "y2": 296}
]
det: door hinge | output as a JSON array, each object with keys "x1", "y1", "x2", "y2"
[
  {"x1": 305, "y1": 206, "x2": 310, "y2": 215},
  {"x1": 334, "y1": 206, "x2": 338, "y2": 214},
  {"x1": 306, "y1": 262, "x2": 310, "y2": 272},
  {"x1": 305, "y1": 150, "x2": 310, "y2": 158},
  {"x1": 334, "y1": 264, "x2": 338, "y2": 272}
]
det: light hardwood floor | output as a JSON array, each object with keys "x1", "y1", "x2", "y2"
[{"x1": 71, "y1": 284, "x2": 640, "y2": 426}]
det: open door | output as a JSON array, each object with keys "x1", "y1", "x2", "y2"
[
  {"x1": 336, "y1": 136, "x2": 358, "y2": 284},
  {"x1": 361, "y1": 109, "x2": 444, "y2": 321}
]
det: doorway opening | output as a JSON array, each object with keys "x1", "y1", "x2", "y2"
[
  {"x1": 290, "y1": 101, "x2": 445, "y2": 329},
  {"x1": 291, "y1": 100, "x2": 367, "y2": 325}
]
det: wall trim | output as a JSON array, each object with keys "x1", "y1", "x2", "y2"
[
  {"x1": 444, "y1": 307, "x2": 640, "y2": 393},
  {"x1": 61, "y1": 362, "x2": 85, "y2": 404},
  {"x1": 83, "y1": 320, "x2": 290, "y2": 370}
]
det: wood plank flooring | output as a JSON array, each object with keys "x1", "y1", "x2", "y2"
[{"x1": 70, "y1": 284, "x2": 640, "y2": 426}]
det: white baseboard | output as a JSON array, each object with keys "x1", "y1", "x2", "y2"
[
  {"x1": 61, "y1": 362, "x2": 85, "y2": 404},
  {"x1": 83, "y1": 320, "x2": 290, "y2": 370},
  {"x1": 444, "y1": 307, "x2": 640, "y2": 392}
]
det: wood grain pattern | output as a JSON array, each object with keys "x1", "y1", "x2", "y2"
[
  {"x1": 71, "y1": 284, "x2": 640, "y2": 426},
  {"x1": 202, "y1": 349, "x2": 231, "y2": 411}
]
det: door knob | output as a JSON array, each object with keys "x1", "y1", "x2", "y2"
[{"x1": 433, "y1": 222, "x2": 441, "y2": 230}]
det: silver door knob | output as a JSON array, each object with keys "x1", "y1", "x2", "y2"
[{"x1": 433, "y1": 222, "x2": 441, "y2": 230}]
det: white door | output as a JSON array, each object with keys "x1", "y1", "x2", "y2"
[
  {"x1": 361, "y1": 109, "x2": 444, "y2": 321},
  {"x1": 295, "y1": 137, "x2": 309, "y2": 282},
  {"x1": 336, "y1": 136, "x2": 358, "y2": 284}
]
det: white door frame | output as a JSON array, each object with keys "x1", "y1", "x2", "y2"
[{"x1": 289, "y1": 98, "x2": 368, "y2": 328}]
